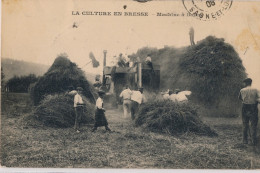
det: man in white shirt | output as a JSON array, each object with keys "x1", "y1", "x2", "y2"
[
  {"x1": 74, "y1": 87, "x2": 85, "y2": 133},
  {"x1": 119, "y1": 85, "x2": 132, "y2": 118},
  {"x1": 130, "y1": 87, "x2": 146, "y2": 120},
  {"x1": 238, "y1": 78, "x2": 260, "y2": 145}
]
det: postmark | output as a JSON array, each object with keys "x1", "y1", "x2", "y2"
[{"x1": 182, "y1": 0, "x2": 233, "y2": 21}]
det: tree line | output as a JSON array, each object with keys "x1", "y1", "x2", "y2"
[{"x1": 4, "y1": 73, "x2": 40, "y2": 93}]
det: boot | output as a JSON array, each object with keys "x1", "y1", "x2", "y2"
[{"x1": 105, "y1": 126, "x2": 111, "y2": 132}]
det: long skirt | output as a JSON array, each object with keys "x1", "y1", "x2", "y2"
[{"x1": 94, "y1": 108, "x2": 108, "y2": 127}]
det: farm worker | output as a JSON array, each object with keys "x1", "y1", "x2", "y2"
[
  {"x1": 162, "y1": 89, "x2": 170, "y2": 100},
  {"x1": 169, "y1": 90, "x2": 177, "y2": 102},
  {"x1": 130, "y1": 87, "x2": 146, "y2": 120},
  {"x1": 117, "y1": 53, "x2": 127, "y2": 67},
  {"x1": 74, "y1": 87, "x2": 85, "y2": 133},
  {"x1": 92, "y1": 90, "x2": 111, "y2": 132},
  {"x1": 145, "y1": 55, "x2": 155, "y2": 74},
  {"x1": 175, "y1": 89, "x2": 191, "y2": 103},
  {"x1": 119, "y1": 85, "x2": 133, "y2": 118},
  {"x1": 93, "y1": 75, "x2": 102, "y2": 90},
  {"x1": 67, "y1": 85, "x2": 77, "y2": 96},
  {"x1": 238, "y1": 78, "x2": 260, "y2": 146}
]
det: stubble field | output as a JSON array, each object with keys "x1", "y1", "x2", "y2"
[{"x1": 1, "y1": 92, "x2": 260, "y2": 168}]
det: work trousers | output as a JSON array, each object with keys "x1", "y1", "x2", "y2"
[
  {"x1": 242, "y1": 103, "x2": 258, "y2": 145},
  {"x1": 131, "y1": 101, "x2": 139, "y2": 120},
  {"x1": 74, "y1": 106, "x2": 84, "y2": 130},
  {"x1": 123, "y1": 99, "x2": 132, "y2": 118}
]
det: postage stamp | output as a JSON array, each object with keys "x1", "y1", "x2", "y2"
[{"x1": 182, "y1": 0, "x2": 233, "y2": 21}]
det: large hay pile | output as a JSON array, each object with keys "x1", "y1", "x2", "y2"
[
  {"x1": 30, "y1": 54, "x2": 96, "y2": 127},
  {"x1": 31, "y1": 54, "x2": 95, "y2": 105},
  {"x1": 135, "y1": 100, "x2": 217, "y2": 136},
  {"x1": 132, "y1": 36, "x2": 246, "y2": 117},
  {"x1": 33, "y1": 93, "x2": 95, "y2": 127},
  {"x1": 179, "y1": 36, "x2": 246, "y2": 108}
]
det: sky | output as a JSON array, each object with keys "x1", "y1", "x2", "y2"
[{"x1": 1, "y1": 0, "x2": 260, "y2": 88}]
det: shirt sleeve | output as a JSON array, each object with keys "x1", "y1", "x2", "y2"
[
  {"x1": 74, "y1": 95, "x2": 78, "y2": 107},
  {"x1": 119, "y1": 91, "x2": 123, "y2": 97}
]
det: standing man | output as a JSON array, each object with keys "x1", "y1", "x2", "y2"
[
  {"x1": 130, "y1": 87, "x2": 146, "y2": 120},
  {"x1": 74, "y1": 87, "x2": 85, "y2": 133},
  {"x1": 239, "y1": 78, "x2": 260, "y2": 146},
  {"x1": 119, "y1": 85, "x2": 132, "y2": 118}
]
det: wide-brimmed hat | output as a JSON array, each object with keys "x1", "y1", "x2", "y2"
[{"x1": 76, "y1": 87, "x2": 83, "y2": 91}]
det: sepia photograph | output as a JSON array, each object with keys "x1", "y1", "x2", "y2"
[{"x1": 1, "y1": 0, "x2": 260, "y2": 170}]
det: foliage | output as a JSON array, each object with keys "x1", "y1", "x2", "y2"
[
  {"x1": 1, "y1": 67, "x2": 5, "y2": 91},
  {"x1": 33, "y1": 93, "x2": 95, "y2": 127},
  {"x1": 1, "y1": 67, "x2": 5, "y2": 81},
  {"x1": 135, "y1": 100, "x2": 217, "y2": 136},
  {"x1": 31, "y1": 54, "x2": 96, "y2": 105},
  {"x1": 6, "y1": 74, "x2": 39, "y2": 93}
]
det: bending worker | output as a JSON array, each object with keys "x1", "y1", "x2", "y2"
[
  {"x1": 238, "y1": 78, "x2": 260, "y2": 146},
  {"x1": 130, "y1": 87, "x2": 146, "y2": 120}
]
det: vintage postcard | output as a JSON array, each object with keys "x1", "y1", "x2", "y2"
[{"x1": 1, "y1": 0, "x2": 260, "y2": 170}]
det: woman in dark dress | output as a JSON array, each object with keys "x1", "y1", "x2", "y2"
[{"x1": 92, "y1": 90, "x2": 111, "y2": 132}]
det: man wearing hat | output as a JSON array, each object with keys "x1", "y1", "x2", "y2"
[
  {"x1": 239, "y1": 78, "x2": 260, "y2": 146},
  {"x1": 130, "y1": 87, "x2": 146, "y2": 120},
  {"x1": 92, "y1": 90, "x2": 111, "y2": 132},
  {"x1": 74, "y1": 87, "x2": 85, "y2": 133},
  {"x1": 67, "y1": 85, "x2": 77, "y2": 96}
]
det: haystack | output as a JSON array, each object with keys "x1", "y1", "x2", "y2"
[
  {"x1": 132, "y1": 36, "x2": 246, "y2": 117},
  {"x1": 135, "y1": 100, "x2": 217, "y2": 136},
  {"x1": 30, "y1": 54, "x2": 96, "y2": 127},
  {"x1": 31, "y1": 54, "x2": 95, "y2": 105},
  {"x1": 33, "y1": 93, "x2": 95, "y2": 127},
  {"x1": 179, "y1": 36, "x2": 246, "y2": 106}
]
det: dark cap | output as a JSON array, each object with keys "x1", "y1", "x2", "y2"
[{"x1": 243, "y1": 78, "x2": 252, "y2": 84}]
